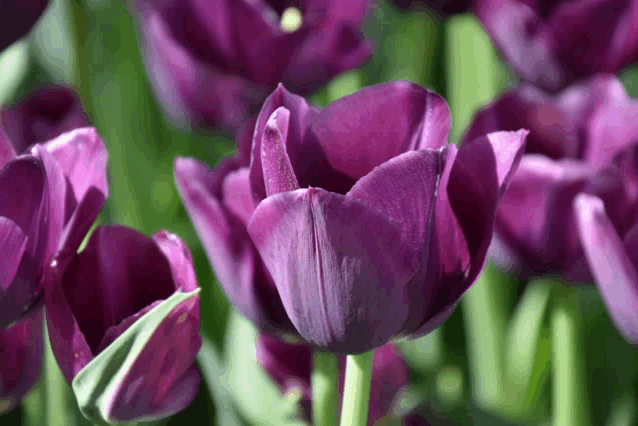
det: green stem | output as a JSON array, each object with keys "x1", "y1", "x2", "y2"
[
  {"x1": 551, "y1": 288, "x2": 590, "y2": 426},
  {"x1": 339, "y1": 351, "x2": 374, "y2": 426},
  {"x1": 312, "y1": 351, "x2": 339, "y2": 426},
  {"x1": 68, "y1": 0, "x2": 94, "y2": 119}
]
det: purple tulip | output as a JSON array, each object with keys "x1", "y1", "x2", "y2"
[
  {"x1": 474, "y1": 0, "x2": 638, "y2": 91},
  {"x1": 0, "y1": 0, "x2": 49, "y2": 52},
  {"x1": 45, "y1": 226, "x2": 201, "y2": 423},
  {"x1": 0, "y1": 125, "x2": 108, "y2": 329},
  {"x1": 176, "y1": 81, "x2": 527, "y2": 353},
  {"x1": 0, "y1": 310, "x2": 43, "y2": 414},
  {"x1": 464, "y1": 75, "x2": 638, "y2": 281},
  {"x1": 128, "y1": 0, "x2": 373, "y2": 130},
  {"x1": 1, "y1": 85, "x2": 89, "y2": 154},
  {"x1": 256, "y1": 334, "x2": 408, "y2": 424}
]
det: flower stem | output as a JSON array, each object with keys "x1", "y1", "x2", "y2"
[
  {"x1": 312, "y1": 351, "x2": 339, "y2": 426},
  {"x1": 551, "y1": 288, "x2": 590, "y2": 426},
  {"x1": 339, "y1": 351, "x2": 374, "y2": 426}
]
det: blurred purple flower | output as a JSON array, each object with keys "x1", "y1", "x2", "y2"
[
  {"x1": 1, "y1": 86, "x2": 89, "y2": 154},
  {"x1": 256, "y1": 334, "x2": 409, "y2": 424},
  {"x1": 464, "y1": 75, "x2": 638, "y2": 281},
  {"x1": 0, "y1": 0, "x2": 49, "y2": 52},
  {"x1": 474, "y1": 0, "x2": 638, "y2": 91},
  {"x1": 176, "y1": 81, "x2": 527, "y2": 353},
  {"x1": 0, "y1": 123, "x2": 107, "y2": 328},
  {"x1": 128, "y1": 0, "x2": 373, "y2": 131},
  {"x1": 575, "y1": 140, "x2": 638, "y2": 344},
  {"x1": 46, "y1": 226, "x2": 201, "y2": 423},
  {"x1": 0, "y1": 310, "x2": 43, "y2": 414}
]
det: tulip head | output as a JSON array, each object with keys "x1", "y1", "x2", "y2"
[
  {"x1": 46, "y1": 226, "x2": 201, "y2": 424},
  {"x1": 128, "y1": 0, "x2": 374, "y2": 130},
  {"x1": 177, "y1": 81, "x2": 527, "y2": 353}
]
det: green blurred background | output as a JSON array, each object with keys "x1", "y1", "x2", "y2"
[{"x1": 2, "y1": 0, "x2": 638, "y2": 424}]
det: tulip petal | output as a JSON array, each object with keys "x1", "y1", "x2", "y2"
[
  {"x1": 347, "y1": 148, "x2": 441, "y2": 252},
  {"x1": 0, "y1": 129, "x2": 16, "y2": 168},
  {"x1": 575, "y1": 194, "x2": 638, "y2": 344},
  {"x1": 248, "y1": 188, "x2": 418, "y2": 353},
  {"x1": 0, "y1": 155, "x2": 47, "y2": 261},
  {"x1": 307, "y1": 82, "x2": 451, "y2": 181},
  {"x1": 222, "y1": 168, "x2": 253, "y2": 225},
  {"x1": 174, "y1": 157, "x2": 296, "y2": 334},
  {"x1": 153, "y1": 230, "x2": 198, "y2": 293},
  {"x1": 0, "y1": 217, "x2": 27, "y2": 293},
  {"x1": 261, "y1": 108, "x2": 300, "y2": 196},
  {"x1": 43, "y1": 127, "x2": 109, "y2": 208},
  {"x1": 250, "y1": 84, "x2": 319, "y2": 204},
  {"x1": 72, "y1": 289, "x2": 201, "y2": 424}
]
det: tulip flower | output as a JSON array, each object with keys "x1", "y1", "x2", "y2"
[
  {"x1": 575, "y1": 140, "x2": 638, "y2": 344},
  {"x1": 464, "y1": 75, "x2": 638, "y2": 281},
  {"x1": 128, "y1": 0, "x2": 373, "y2": 131},
  {"x1": 1, "y1": 86, "x2": 89, "y2": 154},
  {"x1": 176, "y1": 81, "x2": 527, "y2": 353},
  {"x1": 0, "y1": 0, "x2": 49, "y2": 52},
  {"x1": 45, "y1": 226, "x2": 201, "y2": 424},
  {"x1": 0, "y1": 126, "x2": 107, "y2": 329},
  {"x1": 256, "y1": 334, "x2": 410, "y2": 424},
  {"x1": 0, "y1": 310, "x2": 43, "y2": 414},
  {"x1": 474, "y1": 0, "x2": 638, "y2": 91}
]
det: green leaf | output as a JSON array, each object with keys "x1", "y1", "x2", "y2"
[{"x1": 72, "y1": 289, "x2": 200, "y2": 425}]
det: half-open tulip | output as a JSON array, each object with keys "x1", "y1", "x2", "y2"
[
  {"x1": 474, "y1": 0, "x2": 638, "y2": 91},
  {"x1": 176, "y1": 81, "x2": 527, "y2": 353},
  {"x1": 256, "y1": 334, "x2": 409, "y2": 424},
  {"x1": 0, "y1": 126, "x2": 107, "y2": 328},
  {"x1": 128, "y1": 0, "x2": 373, "y2": 130},
  {"x1": 45, "y1": 226, "x2": 201, "y2": 424},
  {"x1": 464, "y1": 75, "x2": 638, "y2": 281}
]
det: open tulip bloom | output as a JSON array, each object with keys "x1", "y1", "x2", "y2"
[
  {"x1": 45, "y1": 226, "x2": 202, "y2": 424},
  {"x1": 0, "y1": 126, "x2": 107, "y2": 329},
  {"x1": 175, "y1": 81, "x2": 528, "y2": 354},
  {"x1": 128, "y1": 0, "x2": 373, "y2": 131}
]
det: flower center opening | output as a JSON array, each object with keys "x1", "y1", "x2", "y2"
[{"x1": 280, "y1": 7, "x2": 302, "y2": 33}]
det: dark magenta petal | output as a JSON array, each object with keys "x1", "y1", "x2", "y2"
[
  {"x1": 250, "y1": 84, "x2": 319, "y2": 204},
  {"x1": 1, "y1": 86, "x2": 88, "y2": 154},
  {"x1": 0, "y1": 217, "x2": 34, "y2": 329},
  {"x1": 0, "y1": 310, "x2": 43, "y2": 412},
  {"x1": 0, "y1": 129, "x2": 16, "y2": 168},
  {"x1": 174, "y1": 157, "x2": 296, "y2": 335},
  {"x1": 221, "y1": 168, "x2": 253, "y2": 225},
  {"x1": 422, "y1": 131, "x2": 527, "y2": 329},
  {"x1": 57, "y1": 226, "x2": 175, "y2": 355},
  {"x1": 153, "y1": 230, "x2": 198, "y2": 293},
  {"x1": 307, "y1": 82, "x2": 451, "y2": 180},
  {"x1": 494, "y1": 155, "x2": 593, "y2": 279},
  {"x1": 105, "y1": 297, "x2": 201, "y2": 422},
  {"x1": 0, "y1": 0, "x2": 49, "y2": 51},
  {"x1": 248, "y1": 188, "x2": 419, "y2": 353},
  {"x1": 0, "y1": 155, "x2": 48, "y2": 265},
  {"x1": 575, "y1": 194, "x2": 638, "y2": 344}
]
